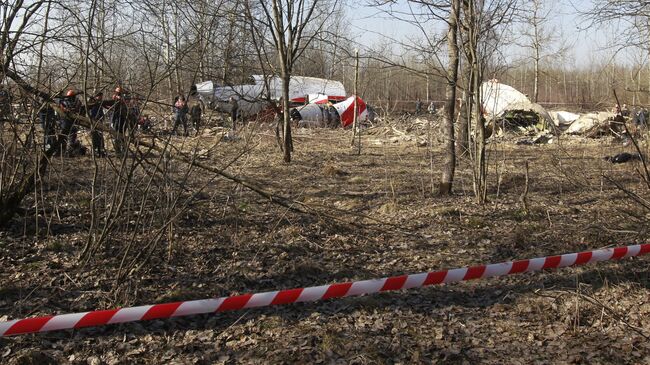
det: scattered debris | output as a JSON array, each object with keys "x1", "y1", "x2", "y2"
[
  {"x1": 549, "y1": 111, "x2": 580, "y2": 127},
  {"x1": 604, "y1": 152, "x2": 644, "y2": 164},
  {"x1": 196, "y1": 76, "x2": 346, "y2": 117},
  {"x1": 565, "y1": 112, "x2": 615, "y2": 135},
  {"x1": 482, "y1": 80, "x2": 554, "y2": 132},
  {"x1": 516, "y1": 132, "x2": 554, "y2": 145}
]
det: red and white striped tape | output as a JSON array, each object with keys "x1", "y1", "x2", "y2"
[{"x1": 2, "y1": 243, "x2": 649, "y2": 337}]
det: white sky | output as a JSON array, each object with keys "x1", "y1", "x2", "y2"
[{"x1": 345, "y1": 0, "x2": 637, "y2": 69}]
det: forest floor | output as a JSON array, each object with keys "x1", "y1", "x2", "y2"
[{"x1": 1, "y1": 119, "x2": 650, "y2": 364}]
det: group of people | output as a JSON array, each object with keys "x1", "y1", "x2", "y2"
[
  {"x1": 415, "y1": 99, "x2": 436, "y2": 115},
  {"x1": 613, "y1": 103, "x2": 648, "y2": 127},
  {"x1": 4, "y1": 82, "x2": 249, "y2": 156},
  {"x1": 285, "y1": 102, "x2": 340, "y2": 129},
  {"x1": 171, "y1": 92, "x2": 240, "y2": 136},
  {"x1": 171, "y1": 89, "x2": 207, "y2": 136},
  {"x1": 38, "y1": 86, "x2": 144, "y2": 157}
]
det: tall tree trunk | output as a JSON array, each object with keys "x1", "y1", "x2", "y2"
[
  {"x1": 439, "y1": 0, "x2": 460, "y2": 195},
  {"x1": 533, "y1": 44, "x2": 540, "y2": 103},
  {"x1": 173, "y1": 4, "x2": 182, "y2": 94},
  {"x1": 464, "y1": 0, "x2": 487, "y2": 203},
  {"x1": 472, "y1": 58, "x2": 486, "y2": 203},
  {"x1": 281, "y1": 71, "x2": 292, "y2": 162},
  {"x1": 456, "y1": 60, "x2": 469, "y2": 157}
]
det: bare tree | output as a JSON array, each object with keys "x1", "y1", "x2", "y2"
[
  {"x1": 368, "y1": 1, "x2": 460, "y2": 194},
  {"x1": 249, "y1": 0, "x2": 340, "y2": 163},
  {"x1": 516, "y1": 0, "x2": 566, "y2": 103},
  {"x1": 440, "y1": 0, "x2": 460, "y2": 195},
  {"x1": 460, "y1": 0, "x2": 516, "y2": 203}
]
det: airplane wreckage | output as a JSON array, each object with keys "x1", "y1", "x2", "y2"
[
  {"x1": 195, "y1": 75, "x2": 370, "y2": 127},
  {"x1": 195, "y1": 76, "x2": 641, "y2": 141},
  {"x1": 480, "y1": 79, "x2": 643, "y2": 143},
  {"x1": 481, "y1": 79, "x2": 555, "y2": 133}
]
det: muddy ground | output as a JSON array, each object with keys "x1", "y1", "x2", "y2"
[{"x1": 1, "y1": 120, "x2": 649, "y2": 364}]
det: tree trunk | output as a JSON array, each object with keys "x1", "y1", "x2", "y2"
[
  {"x1": 282, "y1": 71, "x2": 292, "y2": 162},
  {"x1": 534, "y1": 43, "x2": 540, "y2": 103},
  {"x1": 472, "y1": 58, "x2": 486, "y2": 203},
  {"x1": 464, "y1": 0, "x2": 487, "y2": 203},
  {"x1": 439, "y1": 0, "x2": 460, "y2": 195},
  {"x1": 456, "y1": 60, "x2": 469, "y2": 157}
]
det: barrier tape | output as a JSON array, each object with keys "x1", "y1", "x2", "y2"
[{"x1": 1, "y1": 243, "x2": 649, "y2": 337}]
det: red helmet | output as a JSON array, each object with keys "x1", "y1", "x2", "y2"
[{"x1": 66, "y1": 89, "x2": 76, "y2": 97}]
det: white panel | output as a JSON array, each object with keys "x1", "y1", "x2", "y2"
[
  {"x1": 483, "y1": 262, "x2": 513, "y2": 278},
  {"x1": 443, "y1": 268, "x2": 468, "y2": 284},
  {"x1": 625, "y1": 245, "x2": 641, "y2": 258},
  {"x1": 0, "y1": 320, "x2": 19, "y2": 336},
  {"x1": 346, "y1": 279, "x2": 386, "y2": 297},
  {"x1": 172, "y1": 298, "x2": 225, "y2": 317},
  {"x1": 526, "y1": 257, "x2": 547, "y2": 272},
  {"x1": 590, "y1": 248, "x2": 614, "y2": 263},
  {"x1": 108, "y1": 305, "x2": 153, "y2": 324},
  {"x1": 40, "y1": 312, "x2": 89, "y2": 332},
  {"x1": 559, "y1": 253, "x2": 578, "y2": 268},
  {"x1": 244, "y1": 291, "x2": 278, "y2": 308},
  {"x1": 403, "y1": 273, "x2": 428, "y2": 289},
  {"x1": 297, "y1": 285, "x2": 330, "y2": 302}
]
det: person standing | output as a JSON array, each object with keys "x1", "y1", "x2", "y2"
[
  {"x1": 290, "y1": 108, "x2": 302, "y2": 127},
  {"x1": 621, "y1": 104, "x2": 630, "y2": 117},
  {"x1": 38, "y1": 98, "x2": 57, "y2": 153},
  {"x1": 323, "y1": 103, "x2": 331, "y2": 128},
  {"x1": 111, "y1": 87, "x2": 130, "y2": 156},
  {"x1": 328, "y1": 103, "x2": 340, "y2": 127},
  {"x1": 639, "y1": 108, "x2": 648, "y2": 127},
  {"x1": 172, "y1": 95, "x2": 189, "y2": 136},
  {"x1": 88, "y1": 92, "x2": 106, "y2": 157},
  {"x1": 0, "y1": 85, "x2": 11, "y2": 126},
  {"x1": 229, "y1": 96, "x2": 239, "y2": 131},
  {"x1": 428, "y1": 101, "x2": 436, "y2": 114},
  {"x1": 187, "y1": 90, "x2": 204, "y2": 135},
  {"x1": 59, "y1": 89, "x2": 83, "y2": 155},
  {"x1": 415, "y1": 98, "x2": 422, "y2": 114}
]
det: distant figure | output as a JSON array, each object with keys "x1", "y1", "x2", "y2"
[
  {"x1": 138, "y1": 114, "x2": 152, "y2": 132},
  {"x1": 88, "y1": 92, "x2": 106, "y2": 157},
  {"x1": 415, "y1": 98, "x2": 422, "y2": 114},
  {"x1": 59, "y1": 89, "x2": 84, "y2": 156},
  {"x1": 322, "y1": 104, "x2": 331, "y2": 127},
  {"x1": 187, "y1": 90, "x2": 203, "y2": 135},
  {"x1": 290, "y1": 108, "x2": 302, "y2": 127},
  {"x1": 112, "y1": 86, "x2": 131, "y2": 156},
  {"x1": 366, "y1": 104, "x2": 376, "y2": 123},
  {"x1": 638, "y1": 108, "x2": 647, "y2": 127},
  {"x1": 172, "y1": 95, "x2": 189, "y2": 136},
  {"x1": 427, "y1": 101, "x2": 436, "y2": 114},
  {"x1": 38, "y1": 98, "x2": 57, "y2": 153},
  {"x1": 621, "y1": 103, "x2": 630, "y2": 117},
  {"x1": 328, "y1": 103, "x2": 340, "y2": 127},
  {"x1": 229, "y1": 96, "x2": 239, "y2": 130},
  {"x1": 0, "y1": 84, "x2": 11, "y2": 124}
]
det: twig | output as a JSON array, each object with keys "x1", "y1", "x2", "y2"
[{"x1": 559, "y1": 289, "x2": 650, "y2": 341}]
